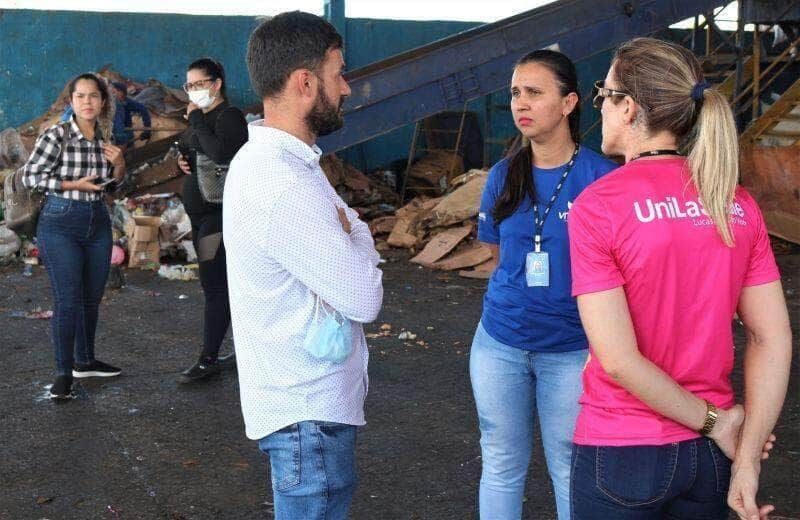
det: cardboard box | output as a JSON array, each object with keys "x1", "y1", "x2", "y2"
[{"x1": 126, "y1": 215, "x2": 162, "y2": 269}]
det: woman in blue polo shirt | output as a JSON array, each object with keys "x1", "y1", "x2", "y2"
[{"x1": 471, "y1": 50, "x2": 616, "y2": 520}]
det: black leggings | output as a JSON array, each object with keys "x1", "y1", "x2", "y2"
[{"x1": 189, "y1": 210, "x2": 231, "y2": 362}]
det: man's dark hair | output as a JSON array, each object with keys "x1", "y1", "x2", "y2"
[{"x1": 247, "y1": 11, "x2": 343, "y2": 99}]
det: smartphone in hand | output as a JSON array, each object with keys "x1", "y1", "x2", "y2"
[{"x1": 93, "y1": 177, "x2": 116, "y2": 189}]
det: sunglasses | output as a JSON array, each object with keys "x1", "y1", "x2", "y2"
[{"x1": 591, "y1": 80, "x2": 630, "y2": 109}]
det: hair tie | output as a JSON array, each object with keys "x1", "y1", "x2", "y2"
[{"x1": 691, "y1": 80, "x2": 710, "y2": 102}]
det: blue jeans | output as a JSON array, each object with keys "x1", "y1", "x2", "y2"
[
  {"x1": 258, "y1": 421, "x2": 358, "y2": 520},
  {"x1": 37, "y1": 195, "x2": 112, "y2": 375},
  {"x1": 570, "y1": 438, "x2": 731, "y2": 519},
  {"x1": 470, "y1": 322, "x2": 586, "y2": 520}
]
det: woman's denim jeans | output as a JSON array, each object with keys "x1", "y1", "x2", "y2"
[
  {"x1": 470, "y1": 322, "x2": 586, "y2": 520},
  {"x1": 37, "y1": 195, "x2": 112, "y2": 375},
  {"x1": 570, "y1": 437, "x2": 732, "y2": 519}
]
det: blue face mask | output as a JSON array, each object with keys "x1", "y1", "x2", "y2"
[{"x1": 303, "y1": 297, "x2": 353, "y2": 364}]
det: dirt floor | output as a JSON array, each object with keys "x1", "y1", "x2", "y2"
[{"x1": 0, "y1": 250, "x2": 797, "y2": 520}]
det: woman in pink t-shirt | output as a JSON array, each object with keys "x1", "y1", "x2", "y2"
[{"x1": 567, "y1": 37, "x2": 792, "y2": 520}]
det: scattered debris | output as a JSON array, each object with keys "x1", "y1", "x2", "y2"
[
  {"x1": 110, "y1": 245, "x2": 126, "y2": 266},
  {"x1": 320, "y1": 154, "x2": 398, "y2": 212},
  {"x1": 410, "y1": 224, "x2": 473, "y2": 267},
  {"x1": 159, "y1": 201, "x2": 192, "y2": 246},
  {"x1": 421, "y1": 170, "x2": 487, "y2": 228},
  {"x1": 386, "y1": 197, "x2": 441, "y2": 249},
  {"x1": 107, "y1": 504, "x2": 122, "y2": 520},
  {"x1": 181, "y1": 459, "x2": 200, "y2": 468},
  {"x1": 125, "y1": 216, "x2": 162, "y2": 269},
  {"x1": 398, "y1": 330, "x2": 418, "y2": 341},
  {"x1": 364, "y1": 165, "x2": 492, "y2": 278},
  {"x1": 433, "y1": 242, "x2": 492, "y2": 271},
  {"x1": 406, "y1": 150, "x2": 464, "y2": 193},
  {"x1": 158, "y1": 264, "x2": 198, "y2": 282},
  {"x1": 9, "y1": 308, "x2": 53, "y2": 319},
  {"x1": 368, "y1": 215, "x2": 398, "y2": 235},
  {"x1": 0, "y1": 225, "x2": 21, "y2": 260},
  {"x1": 458, "y1": 258, "x2": 498, "y2": 279}
]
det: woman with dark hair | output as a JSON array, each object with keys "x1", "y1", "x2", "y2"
[
  {"x1": 471, "y1": 50, "x2": 616, "y2": 519},
  {"x1": 176, "y1": 58, "x2": 247, "y2": 382},
  {"x1": 568, "y1": 37, "x2": 790, "y2": 520},
  {"x1": 22, "y1": 73, "x2": 126, "y2": 399}
]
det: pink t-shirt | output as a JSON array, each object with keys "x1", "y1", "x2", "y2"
[{"x1": 568, "y1": 157, "x2": 780, "y2": 446}]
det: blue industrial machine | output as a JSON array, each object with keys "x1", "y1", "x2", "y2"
[{"x1": 318, "y1": 0, "x2": 725, "y2": 153}]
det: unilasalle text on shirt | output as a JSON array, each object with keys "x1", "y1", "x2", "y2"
[{"x1": 632, "y1": 196, "x2": 749, "y2": 228}]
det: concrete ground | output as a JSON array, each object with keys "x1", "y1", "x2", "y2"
[{"x1": 0, "y1": 250, "x2": 797, "y2": 520}]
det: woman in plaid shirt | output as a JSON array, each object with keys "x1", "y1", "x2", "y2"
[{"x1": 22, "y1": 73, "x2": 126, "y2": 399}]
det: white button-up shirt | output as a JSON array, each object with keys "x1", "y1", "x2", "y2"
[{"x1": 223, "y1": 122, "x2": 383, "y2": 440}]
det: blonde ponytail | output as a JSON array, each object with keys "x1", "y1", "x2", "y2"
[
  {"x1": 612, "y1": 38, "x2": 740, "y2": 246},
  {"x1": 687, "y1": 89, "x2": 739, "y2": 246}
]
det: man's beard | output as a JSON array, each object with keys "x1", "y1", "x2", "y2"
[{"x1": 306, "y1": 82, "x2": 345, "y2": 137}]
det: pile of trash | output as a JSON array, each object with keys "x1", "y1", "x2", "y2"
[
  {"x1": 368, "y1": 168, "x2": 497, "y2": 279},
  {"x1": 0, "y1": 223, "x2": 42, "y2": 274},
  {"x1": 1, "y1": 60, "x2": 496, "y2": 280},
  {"x1": 320, "y1": 154, "x2": 399, "y2": 219},
  {"x1": 12, "y1": 65, "x2": 187, "y2": 157},
  {"x1": 112, "y1": 194, "x2": 195, "y2": 270},
  {"x1": 0, "y1": 66, "x2": 189, "y2": 204},
  {"x1": 404, "y1": 150, "x2": 464, "y2": 195}
]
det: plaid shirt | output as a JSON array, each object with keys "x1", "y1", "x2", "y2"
[{"x1": 21, "y1": 117, "x2": 113, "y2": 201}]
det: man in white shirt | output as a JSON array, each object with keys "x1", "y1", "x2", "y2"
[{"x1": 223, "y1": 11, "x2": 383, "y2": 519}]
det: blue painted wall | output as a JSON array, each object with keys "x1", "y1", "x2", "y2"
[
  {"x1": 0, "y1": 10, "x2": 259, "y2": 130},
  {"x1": 0, "y1": 9, "x2": 617, "y2": 171}
]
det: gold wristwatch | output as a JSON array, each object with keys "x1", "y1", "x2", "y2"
[{"x1": 699, "y1": 401, "x2": 718, "y2": 436}]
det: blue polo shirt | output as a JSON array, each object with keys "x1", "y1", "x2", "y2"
[{"x1": 477, "y1": 146, "x2": 617, "y2": 352}]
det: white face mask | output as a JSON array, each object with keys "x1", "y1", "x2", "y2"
[{"x1": 188, "y1": 89, "x2": 216, "y2": 109}]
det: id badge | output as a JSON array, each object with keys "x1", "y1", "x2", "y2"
[{"x1": 525, "y1": 251, "x2": 550, "y2": 287}]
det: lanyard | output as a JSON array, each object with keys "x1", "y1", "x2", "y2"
[
  {"x1": 533, "y1": 145, "x2": 579, "y2": 253},
  {"x1": 630, "y1": 149, "x2": 681, "y2": 161}
]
